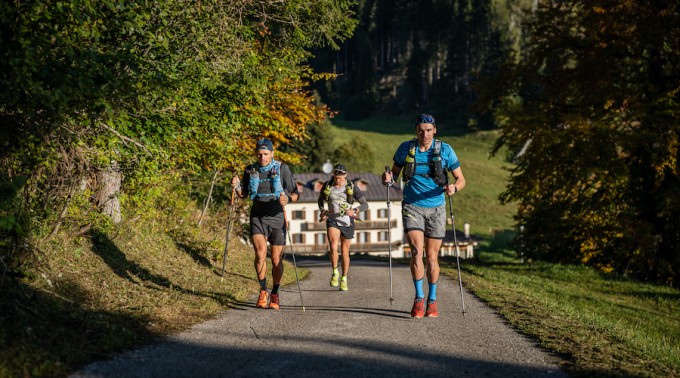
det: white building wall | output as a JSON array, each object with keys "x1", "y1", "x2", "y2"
[{"x1": 284, "y1": 200, "x2": 404, "y2": 258}]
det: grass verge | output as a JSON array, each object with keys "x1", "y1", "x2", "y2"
[
  {"x1": 0, "y1": 208, "x2": 304, "y2": 377},
  {"x1": 441, "y1": 247, "x2": 680, "y2": 377}
]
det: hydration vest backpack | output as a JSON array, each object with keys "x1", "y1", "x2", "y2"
[
  {"x1": 247, "y1": 161, "x2": 284, "y2": 200},
  {"x1": 321, "y1": 179, "x2": 355, "y2": 206},
  {"x1": 402, "y1": 138, "x2": 447, "y2": 186}
]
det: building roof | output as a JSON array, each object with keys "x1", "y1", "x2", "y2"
[{"x1": 293, "y1": 172, "x2": 403, "y2": 203}]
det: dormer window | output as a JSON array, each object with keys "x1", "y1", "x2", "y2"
[
  {"x1": 354, "y1": 179, "x2": 368, "y2": 192},
  {"x1": 312, "y1": 180, "x2": 324, "y2": 192}
]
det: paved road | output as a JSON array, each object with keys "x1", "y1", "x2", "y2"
[{"x1": 71, "y1": 257, "x2": 568, "y2": 377}]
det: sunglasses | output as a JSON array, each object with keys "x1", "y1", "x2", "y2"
[
  {"x1": 416, "y1": 115, "x2": 435, "y2": 124},
  {"x1": 334, "y1": 170, "x2": 347, "y2": 175}
]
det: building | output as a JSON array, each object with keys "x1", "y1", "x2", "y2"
[{"x1": 284, "y1": 172, "x2": 406, "y2": 258}]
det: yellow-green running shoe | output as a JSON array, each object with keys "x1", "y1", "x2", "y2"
[
  {"x1": 339, "y1": 278, "x2": 348, "y2": 291},
  {"x1": 330, "y1": 273, "x2": 339, "y2": 287}
]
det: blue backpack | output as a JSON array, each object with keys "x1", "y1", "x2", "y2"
[{"x1": 248, "y1": 161, "x2": 284, "y2": 200}]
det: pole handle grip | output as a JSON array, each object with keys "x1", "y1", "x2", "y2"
[
  {"x1": 384, "y1": 166, "x2": 394, "y2": 188},
  {"x1": 230, "y1": 171, "x2": 240, "y2": 205}
]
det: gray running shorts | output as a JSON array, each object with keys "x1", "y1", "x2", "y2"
[
  {"x1": 250, "y1": 214, "x2": 286, "y2": 246},
  {"x1": 327, "y1": 218, "x2": 355, "y2": 239},
  {"x1": 402, "y1": 202, "x2": 446, "y2": 239}
]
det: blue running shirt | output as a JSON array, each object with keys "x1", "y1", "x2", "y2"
[{"x1": 393, "y1": 140, "x2": 460, "y2": 207}]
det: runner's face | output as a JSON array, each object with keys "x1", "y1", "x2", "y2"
[
  {"x1": 416, "y1": 123, "x2": 437, "y2": 147},
  {"x1": 257, "y1": 149, "x2": 273, "y2": 166},
  {"x1": 334, "y1": 170, "x2": 346, "y2": 183}
]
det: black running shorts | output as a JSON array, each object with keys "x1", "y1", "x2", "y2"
[
  {"x1": 327, "y1": 218, "x2": 355, "y2": 239},
  {"x1": 250, "y1": 214, "x2": 286, "y2": 246}
]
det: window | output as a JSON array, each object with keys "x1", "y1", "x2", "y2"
[
  {"x1": 292, "y1": 210, "x2": 305, "y2": 220},
  {"x1": 292, "y1": 234, "x2": 305, "y2": 244},
  {"x1": 315, "y1": 233, "x2": 326, "y2": 245},
  {"x1": 378, "y1": 231, "x2": 389, "y2": 242},
  {"x1": 358, "y1": 210, "x2": 370, "y2": 221},
  {"x1": 357, "y1": 232, "x2": 370, "y2": 243},
  {"x1": 377, "y1": 209, "x2": 388, "y2": 218}
]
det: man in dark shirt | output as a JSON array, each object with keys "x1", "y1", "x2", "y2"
[{"x1": 232, "y1": 138, "x2": 299, "y2": 310}]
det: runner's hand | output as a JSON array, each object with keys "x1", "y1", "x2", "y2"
[
  {"x1": 279, "y1": 192, "x2": 288, "y2": 206},
  {"x1": 319, "y1": 210, "x2": 329, "y2": 222},
  {"x1": 444, "y1": 184, "x2": 457, "y2": 195},
  {"x1": 382, "y1": 171, "x2": 393, "y2": 185}
]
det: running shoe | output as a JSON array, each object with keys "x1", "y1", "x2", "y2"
[
  {"x1": 425, "y1": 300, "x2": 439, "y2": 318},
  {"x1": 269, "y1": 293, "x2": 280, "y2": 310},
  {"x1": 330, "y1": 273, "x2": 340, "y2": 287},
  {"x1": 411, "y1": 298, "x2": 425, "y2": 318},
  {"x1": 256, "y1": 289, "x2": 269, "y2": 309},
  {"x1": 339, "y1": 278, "x2": 348, "y2": 291}
]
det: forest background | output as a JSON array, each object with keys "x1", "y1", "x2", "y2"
[
  {"x1": 1, "y1": 0, "x2": 679, "y2": 376},
  {"x1": 300, "y1": 0, "x2": 680, "y2": 286}
]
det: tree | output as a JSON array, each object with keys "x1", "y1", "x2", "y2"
[
  {"x1": 332, "y1": 140, "x2": 375, "y2": 173},
  {"x1": 309, "y1": 0, "x2": 532, "y2": 128},
  {"x1": 281, "y1": 104, "x2": 338, "y2": 174},
  {"x1": 0, "y1": 0, "x2": 358, "y2": 277},
  {"x1": 487, "y1": 1, "x2": 680, "y2": 286}
]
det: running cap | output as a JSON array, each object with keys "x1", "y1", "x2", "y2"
[{"x1": 255, "y1": 138, "x2": 274, "y2": 151}]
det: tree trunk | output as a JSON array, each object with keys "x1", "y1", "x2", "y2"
[{"x1": 96, "y1": 160, "x2": 122, "y2": 223}]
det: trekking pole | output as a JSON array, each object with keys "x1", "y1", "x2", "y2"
[
  {"x1": 283, "y1": 203, "x2": 306, "y2": 312},
  {"x1": 385, "y1": 166, "x2": 394, "y2": 305},
  {"x1": 220, "y1": 179, "x2": 237, "y2": 281},
  {"x1": 446, "y1": 170, "x2": 466, "y2": 317}
]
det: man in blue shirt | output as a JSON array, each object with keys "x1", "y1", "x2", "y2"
[{"x1": 383, "y1": 114, "x2": 466, "y2": 318}]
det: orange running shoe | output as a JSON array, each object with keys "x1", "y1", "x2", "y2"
[
  {"x1": 256, "y1": 289, "x2": 269, "y2": 308},
  {"x1": 269, "y1": 293, "x2": 280, "y2": 310},
  {"x1": 411, "y1": 298, "x2": 425, "y2": 318},
  {"x1": 425, "y1": 300, "x2": 439, "y2": 318}
]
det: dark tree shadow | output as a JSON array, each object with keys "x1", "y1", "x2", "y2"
[
  {"x1": 89, "y1": 229, "x2": 174, "y2": 289},
  {"x1": 88, "y1": 229, "x2": 238, "y2": 307},
  {"x1": 175, "y1": 242, "x2": 212, "y2": 268}
]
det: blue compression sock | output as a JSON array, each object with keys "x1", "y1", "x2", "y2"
[
  {"x1": 428, "y1": 281, "x2": 438, "y2": 302},
  {"x1": 414, "y1": 278, "x2": 424, "y2": 299}
]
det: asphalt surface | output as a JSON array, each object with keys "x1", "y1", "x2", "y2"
[{"x1": 71, "y1": 257, "x2": 568, "y2": 378}]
